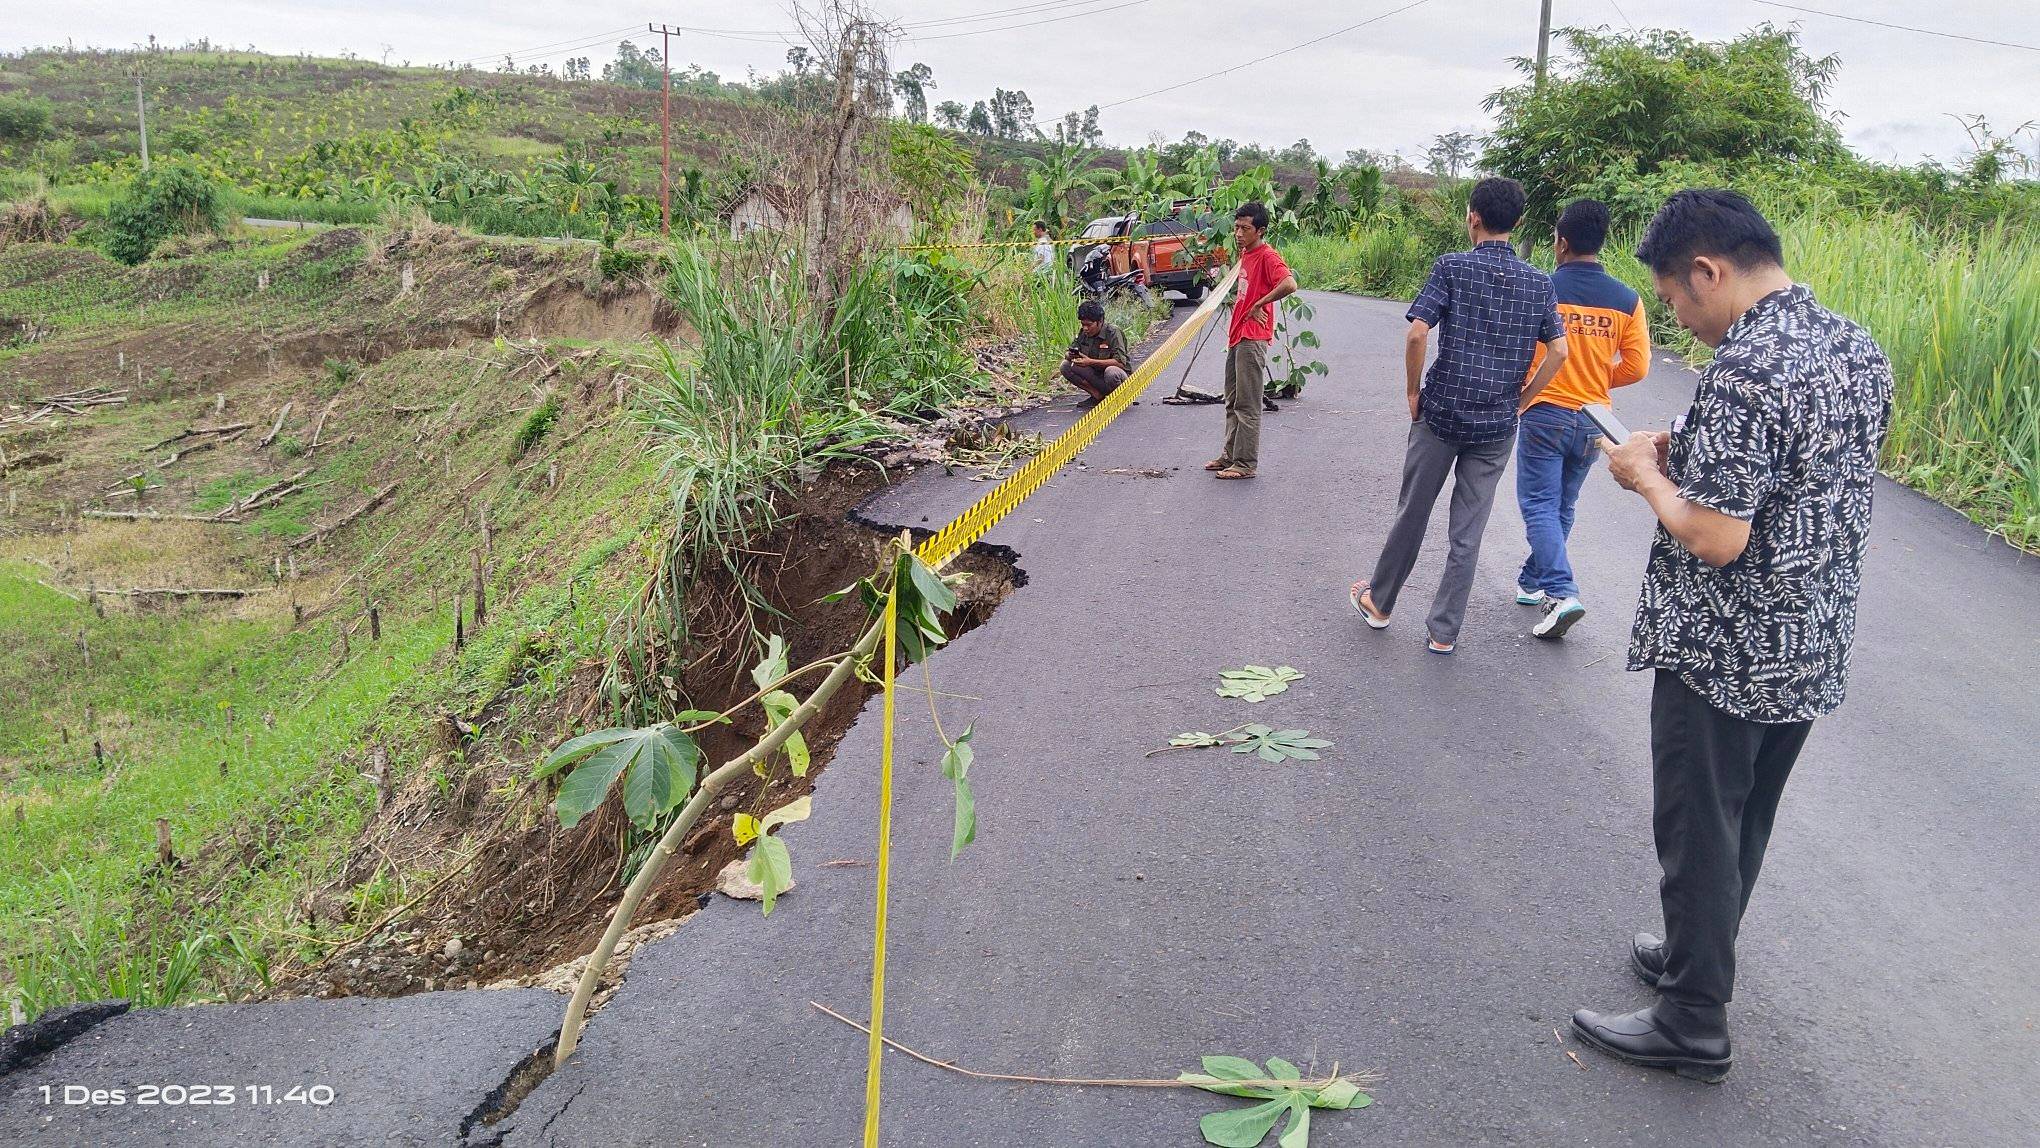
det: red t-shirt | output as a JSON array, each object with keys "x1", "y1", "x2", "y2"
[{"x1": 1228, "y1": 241, "x2": 1292, "y2": 345}]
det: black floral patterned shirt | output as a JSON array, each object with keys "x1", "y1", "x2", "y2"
[{"x1": 1627, "y1": 285, "x2": 1894, "y2": 723}]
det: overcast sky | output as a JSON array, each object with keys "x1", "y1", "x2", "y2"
[{"x1": 13, "y1": 1, "x2": 2039, "y2": 166}]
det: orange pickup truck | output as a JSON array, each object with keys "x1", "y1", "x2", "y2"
[{"x1": 1067, "y1": 212, "x2": 1223, "y2": 303}]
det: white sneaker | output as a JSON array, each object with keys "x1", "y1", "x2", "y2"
[
  {"x1": 1516, "y1": 585, "x2": 1547, "y2": 605},
  {"x1": 1533, "y1": 597, "x2": 1585, "y2": 639}
]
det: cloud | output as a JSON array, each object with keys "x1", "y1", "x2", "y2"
[{"x1": 9, "y1": 0, "x2": 2038, "y2": 164}]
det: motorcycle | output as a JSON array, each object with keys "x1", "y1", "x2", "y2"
[{"x1": 1072, "y1": 243, "x2": 1154, "y2": 307}]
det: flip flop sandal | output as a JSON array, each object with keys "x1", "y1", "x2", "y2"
[
  {"x1": 1203, "y1": 458, "x2": 1231, "y2": 471},
  {"x1": 1213, "y1": 468, "x2": 1256, "y2": 479},
  {"x1": 1349, "y1": 580, "x2": 1390, "y2": 629}
]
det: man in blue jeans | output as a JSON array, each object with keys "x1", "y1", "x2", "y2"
[{"x1": 1514, "y1": 199, "x2": 1652, "y2": 639}]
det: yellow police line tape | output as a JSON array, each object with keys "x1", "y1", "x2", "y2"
[
  {"x1": 895, "y1": 234, "x2": 1140, "y2": 252},
  {"x1": 862, "y1": 260, "x2": 1244, "y2": 1147}
]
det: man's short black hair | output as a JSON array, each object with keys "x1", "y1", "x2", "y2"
[
  {"x1": 1076, "y1": 299, "x2": 1105, "y2": 322},
  {"x1": 1234, "y1": 201, "x2": 1270, "y2": 231},
  {"x1": 1555, "y1": 198, "x2": 1609, "y2": 256},
  {"x1": 1467, "y1": 178, "x2": 1526, "y2": 233},
  {"x1": 1634, "y1": 189, "x2": 1784, "y2": 277},
  {"x1": 1034, "y1": 220, "x2": 1048, "y2": 232}
]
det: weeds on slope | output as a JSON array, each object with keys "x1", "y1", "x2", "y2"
[{"x1": 604, "y1": 238, "x2": 994, "y2": 725}]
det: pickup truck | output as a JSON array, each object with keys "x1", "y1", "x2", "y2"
[{"x1": 1067, "y1": 212, "x2": 1222, "y2": 303}]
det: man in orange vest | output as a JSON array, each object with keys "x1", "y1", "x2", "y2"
[{"x1": 1514, "y1": 198, "x2": 1652, "y2": 638}]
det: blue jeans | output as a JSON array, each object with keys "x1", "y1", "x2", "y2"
[{"x1": 1515, "y1": 403, "x2": 1599, "y2": 600}]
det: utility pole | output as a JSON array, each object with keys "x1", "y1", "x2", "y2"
[
  {"x1": 1534, "y1": 0, "x2": 1553, "y2": 89},
  {"x1": 134, "y1": 72, "x2": 151, "y2": 171},
  {"x1": 650, "y1": 23, "x2": 678, "y2": 237}
]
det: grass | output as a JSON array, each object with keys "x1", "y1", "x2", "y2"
[
  {"x1": 974, "y1": 252, "x2": 1170, "y2": 387},
  {"x1": 0, "y1": 249, "x2": 672, "y2": 1020}
]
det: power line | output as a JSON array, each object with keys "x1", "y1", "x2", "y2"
[
  {"x1": 450, "y1": 25, "x2": 641, "y2": 66},
  {"x1": 1750, "y1": 1, "x2": 2040, "y2": 53},
  {"x1": 662, "y1": 0, "x2": 1112, "y2": 37},
  {"x1": 1095, "y1": 0, "x2": 1435, "y2": 111},
  {"x1": 1606, "y1": 0, "x2": 1637, "y2": 33},
  {"x1": 907, "y1": 0, "x2": 1163, "y2": 42}
]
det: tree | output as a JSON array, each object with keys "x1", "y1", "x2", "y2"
[
  {"x1": 1425, "y1": 131, "x2": 1478, "y2": 180},
  {"x1": 786, "y1": 46, "x2": 814, "y2": 76},
  {"x1": 1020, "y1": 133, "x2": 1101, "y2": 232},
  {"x1": 965, "y1": 100, "x2": 993, "y2": 136},
  {"x1": 989, "y1": 88, "x2": 1035, "y2": 139},
  {"x1": 1482, "y1": 24, "x2": 1846, "y2": 230},
  {"x1": 1079, "y1": 104, "x2": 1102, "y2": 146},
  {"x1": 1344, "y1": 164, "x2": 1385, "y2": 217},
  {"x1": 933, "y1": 100, "x2": 966, "y2": 130},
  {"x1": 1277, "y1": 138, "x2": 1319, "y2": 167},
  {"x1": 1087, "y1": 148, "x2": 1195, "y2": 218},
  {"x1": 602, "y1": 41, "x2": 663, "y2": 90},
  {"x1": 892, "y1": 62, "x2": 935, "y2": 123}
]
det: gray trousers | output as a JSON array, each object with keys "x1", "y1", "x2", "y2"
[
  {"x1": 1367, "y1": 419, "x2": 1516, "y2": 644},
  {"x1": 1221, "y1": 340, "x2": 1268, "y2": 471}
]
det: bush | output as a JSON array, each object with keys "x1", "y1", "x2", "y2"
[
  {"x1": 100, "y1": 166, "x2": 226, "y2": 265},
  {"x1": 510, "y1": 392, "x2": 563, "y2": 458},
  {"x1": 0, "y1": 94, "x2": 52, "y2": 142},
  {"x1": 596, "y1": 241, "x2": 652, "y2": 282}
]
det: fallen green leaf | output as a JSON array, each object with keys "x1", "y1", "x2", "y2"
[
  {"x1": 1229, "y1": 725, "x2": 1333, "y2": 764},
  {"x1": 1215, "y1": 665, "x2": 1304, "y2": 703},
  {"x1": 1200, "y1": 1097, "x2": 1288, "y2": 1148},
  {"x1": 1277, "y1": 1096, "x2": 1310, "y2": 1148}
]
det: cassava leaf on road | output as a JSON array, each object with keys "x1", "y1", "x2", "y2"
[
  {"x1": 1170, "y1": 731, "x2": 1240, "y2": 749},
  {"x1": 1186, "y1": 1055, "x2": 1377, "y2": 1146},
  {"x1": 1200, "y1": 1097, "x2": 1289, "y2": 1148},
  {"x1": 1229, "y1": 725, "x2": 1333, "y2": 764},
  {"x1": 1312, "y1": 1079, "x2": 1372, "y2": 1110},
  {"x1": 1277, "y1": 1096, "x2": 1310, "y2": 1148},
  {"x1": 1215, "y1": 665, "x2": 1304, "y2": 702}
]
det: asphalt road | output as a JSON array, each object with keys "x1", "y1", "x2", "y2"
[
  {"x1": 5, "y1": 293, "x2": 2035, "y2": 1146},
  {"x1": 0, "y1": 990, "x2": 562, "y2": 1144},
  {"x1": 502, "y1": 293, "x2": 2040, "y2": 1145}
]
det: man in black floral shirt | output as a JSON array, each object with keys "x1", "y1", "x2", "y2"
[{"x1": 1572, "y1": 190, "x2": 1893, "y2": 1082}]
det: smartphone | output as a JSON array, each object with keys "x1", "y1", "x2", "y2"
[{"x1": 1581, "y1": 402, "x2": 1632, "y2": 443}]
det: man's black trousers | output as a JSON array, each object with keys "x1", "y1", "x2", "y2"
[{"x1": 1649, "y1": 670, "x2": 1814, "y2": 1039}]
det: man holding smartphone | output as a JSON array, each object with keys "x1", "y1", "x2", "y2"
[
  {"x1": 1060, "y1": 299, "x2": 1129, "y2": 403},
  {"x1": 1575, "y1": 190, "x2": 1893, "y2": 1082}
]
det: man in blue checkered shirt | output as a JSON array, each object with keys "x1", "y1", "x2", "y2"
[{"x1": 1352, "y1": 177, "x2": 1570, "y2": 653}]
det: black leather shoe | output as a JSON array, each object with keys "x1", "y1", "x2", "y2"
[
  {"x1": 1570, "y1": 1007, "x2": 1732, "y2": 1083},
  {"x1": 1632, "y1": 931, "x2": 1666, "y2": 988}
]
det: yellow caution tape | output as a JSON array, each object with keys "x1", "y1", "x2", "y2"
[
  {"x1": 863, "y1": 261, "x2": 1242, "y2": 1146},
  {"x1": 862, "y1": 582, "x2": 899, "y2": 1148},
  {"x1": 894, "y1": 234, "x2": 1142, "y2": 253},
  {"x1": 918, "y1": 261, "x2": 1242, "y2": 571}
]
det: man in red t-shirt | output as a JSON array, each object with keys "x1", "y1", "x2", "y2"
[{"x1": 1207, "y1": 201, "x2": 1297, "y2": 480}]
